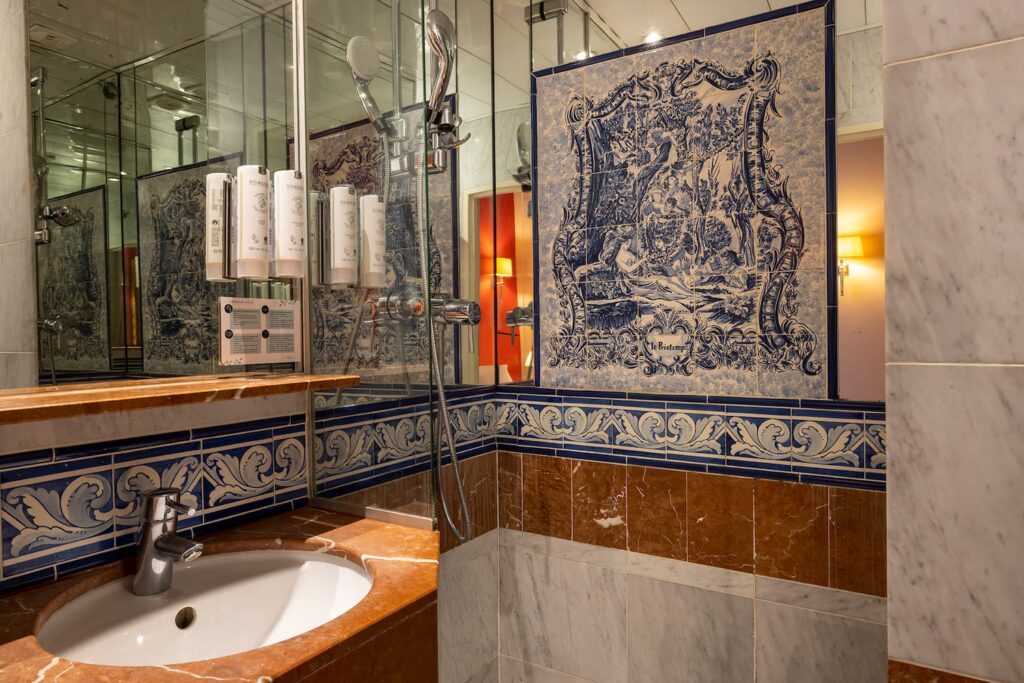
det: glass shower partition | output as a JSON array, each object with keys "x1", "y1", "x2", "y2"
[{"x1": 303, "y1": 0, "x2": 446, "y2": 529}]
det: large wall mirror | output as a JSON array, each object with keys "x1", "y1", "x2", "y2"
[{"x1": 26, "y1": 0, "x2": 298, "y2": 387}]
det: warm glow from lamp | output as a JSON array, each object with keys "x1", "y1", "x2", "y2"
[
  {"x1": 837, "y1": 236, "x2": 864, "y2": 259},
  {"x1": 495, "y1": 257, "x2": 513, "y2": 278}
]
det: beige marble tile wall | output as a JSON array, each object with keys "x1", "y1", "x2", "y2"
[
  {"x1": 0, "y1": 393, "x2": 306, "y2": 456},
  {"x1": 885, "y1": 1, "x2": 1024, "y2": 681},
  {"x1": 0, "y1": 1, "x2": 36, "y2": 388},
  {"x1": 497, "y1": 529, "x2": 886, "y2": 683}
]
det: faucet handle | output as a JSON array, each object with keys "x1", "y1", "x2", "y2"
[
  {"x1": 166, "y1": 499, "x2": 197, "y2": 517},
  {"x1": 142, "y1": 487, "x2": 196, "y2": 518}
]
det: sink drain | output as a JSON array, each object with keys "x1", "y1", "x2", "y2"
[{"x1": 175, "y1": 606, "x2": 197, "y2": 630}]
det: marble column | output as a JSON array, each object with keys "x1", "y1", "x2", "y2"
[
  {"x1": 884, "y1": 1, "x2": 1024, "y2": 680},
  {"x1": 0, "y1": 0, "x2": 36, "y2": 388}
]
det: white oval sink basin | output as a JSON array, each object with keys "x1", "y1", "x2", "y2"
[{"x1": 37, "y1": 549, "x2": 373, "y2": 666}]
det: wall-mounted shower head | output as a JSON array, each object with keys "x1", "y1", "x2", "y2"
[
  {"x1": 347, "y1": 36, "x2": 390, "y2": 136},
  {"x1": 425, "y1": 9, "x2": 456, "y2": 126},
  {"x1": 44, "y1": 205, "x2": 83, "y2": 227}
]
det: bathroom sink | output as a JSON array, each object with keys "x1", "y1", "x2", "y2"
[{"x1": 36, "y1": 549, "x2": 373, "y2": 667}]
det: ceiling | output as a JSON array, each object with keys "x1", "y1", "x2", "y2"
[{"x1": 29, "y1": 0, "x2": 884, "y2": 177}]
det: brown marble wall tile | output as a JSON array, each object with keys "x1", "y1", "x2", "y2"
[
  {"x1": 754, "y1": 479, "x2": 829, "y2": 585},
  {"x1": 888, "y1": 660, "x2": 986, "y2": 683},
  {"x1": 830, "y1": 487, "x2": 887, "y2": 596},
  {"x1": 571, "y1": 460, "x2": 627, "y2": 549},
  {"x1": 686, "y1": 472, "x2": 754, "y2": 572},
  {"x1": 441, "y1": 451, "x2": 497, "y2": 553},
  {"x1": 522, "y1": 453, "x2": 572, "y2": 540},
  {"x1": 498, "y1": 451, "x2": 524, "y2": 530},
  {"x1": 626, "y1": 465, "x2": 687, "y2": 560}
]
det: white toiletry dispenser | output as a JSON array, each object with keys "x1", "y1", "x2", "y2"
[
  {"x1": 233, "y1": 164, "x2": 270, "y2": 279},
  {"x1": 359, "y1": 194, "x2": 386, "y2": 289},
  {"x1": 204, "y1": 172, "x2": 231, "y2": 282},
  {"x1": 328, "y1": 185, "x2": 359, "y2": 286},
  {"x1": 271, "y1": 169, "x2": 306, "y2": 279}
]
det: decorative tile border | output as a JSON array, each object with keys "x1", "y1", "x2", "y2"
[
  {"x1": 311, "y1": 385, "x2": 885, "y2": 498},
  {"x1": 497, "y1": 386, "x2": 885, "y2": 489},
  {"x1": 0, "y1": 414, "x2": 307, "y2": 593}
]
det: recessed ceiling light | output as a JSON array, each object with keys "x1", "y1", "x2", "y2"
[
  {"x1": 644, "y1": 31, "x2": 662, "y2": 44},
  {"x1": 574, "y1": 50, "x2": 588, "y2": 60}
]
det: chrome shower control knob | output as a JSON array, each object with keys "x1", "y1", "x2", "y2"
[{"x1": 431, "y1": 296, "x2": 481, "y2": 325}]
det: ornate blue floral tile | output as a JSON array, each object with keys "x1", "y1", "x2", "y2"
[
  {"x1": 376, "y1": 413, "x2": 431, "y2": 461},
  {"x1": 610, "y1": 408, "x2": 667, "y2": 450},
  {"x1": 203, "y1": 441, "x2": 276, "y2": 511},
  {"x1": 791, "y1": 419, "x2": 863, "y2": 466},
  {"x1": 1, "y1": 456, "x2": 114, "y2": 577},
  {"x1": 536, "y1": 6, "x2": 830, "y2": 398},
  {"x1": 724, "y1": 414, "x2": 792, "y2": 460},
  {"x1": 113, "y1": 443, "x2": 203, "y2": 544},
  {"x1": 861, "y1": 421, "x2": 886, "y2": 469},
  {"x1": 663, "y1": 410, "x2": 726, "y2": 455},
  {"x1": 315, "y1": 423, "x2": 376, "y2": 485},
  {"x1": 273, "y1": 433, "x2": 307, "y2": 502}
]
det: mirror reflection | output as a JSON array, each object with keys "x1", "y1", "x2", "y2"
[{"x1": 28, "y1": 0, "x2": 297, "y2": 386}]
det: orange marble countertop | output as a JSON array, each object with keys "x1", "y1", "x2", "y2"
[
  {"x1": 0, "y1": 373, "x2": 360, "y2": 425},
  {"x1": 0, "y1": 507, "x2": 439, "y2": 681}
]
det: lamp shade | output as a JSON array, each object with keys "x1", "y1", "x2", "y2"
[
  {"x1": 837, "y1": 236, "x2": 864, "y2": 258},
  {"x1": 495, "y1": 257, "x2": 513, "y2": 277}
]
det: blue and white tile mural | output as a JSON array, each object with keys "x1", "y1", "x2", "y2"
[
  {"x1": 536, "y1": 8, "x2": 830, "y2": 398},
  {"x1": 137, "y1": 159, "x2": 243, "y2": 376},
  {"x1": 35, "y1": 187, "x2": 109, "y2": 373},
  {"x1": 305, "y1": 108, "x2": 455, "y2": 381}
]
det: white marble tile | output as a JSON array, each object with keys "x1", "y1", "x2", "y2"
[
  {"x1": 508, "y1": 530, "x2": 626, "y2": 571},
  {"x1": 755, "y1": 576, "x2": 887, "y2": 624},
  {"x1": 465, "y1": 658, "x2": 499, "y2": 683},
  {"x1": 0, "y1": 239, "x2": 36, "y2": 353},
  {"x1": 886, "y1": 38, "x2": 1024, "y2": 363},
  {"x1": 887, "y1": 364, "x2": 1024, "y2": 682},
  {"x1": 517, "y1": 549, "x2": 627, "y2": 683},
  {"x1": 499, "y1": 656, "x2": 592, "y2": 683},
  {"x1": 0, "y1": 129, "x2": 32, "y2": 245},
  {"x1": 0, "y1": 352, "x2": 35, "y2": 390},
  {"x1": 847, "y1": 27, "x2": 883, "y2": 127},
  {"x1": 626, "y1": 551, "x2": 754, "y2": 598},
  {"x1": 441, "y1": 530, "x2": 500, "y2": 683},
  {"x1": 0, "y1": 10, "x2": 29, "y2": 138},
  {"x1": 884, "y1": 0, "x2": 1024, "y2": 63},
  {"x1": 627, "y1": 574, "x2": 754, "y2": 682},
  {"x1": 755, "y1": 600, "x2": 887, "y2": 682},
  {"x1": 499, "y1": 542, "x2": 524, "y2": 659}
]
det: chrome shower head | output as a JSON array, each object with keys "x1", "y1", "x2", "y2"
[
  {"x1": 346, "y1": 36, "x2": 389, "y2": 136},
  {"x1": 47, "y1": 206, "x2": 83, "y2": 227},
  {"x1": 425, "y1": 9, "x2": 456, "y2": 125}
]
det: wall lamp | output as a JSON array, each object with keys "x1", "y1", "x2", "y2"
[{"x1": 837, "y1": 235, "x2": 864, "y2": 296}]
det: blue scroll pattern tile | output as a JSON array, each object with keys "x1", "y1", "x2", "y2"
[
  {"x1": 1, "y1": 456, "x2": 115, "y2": 577},
  {"x1": 0, "y1": 416, "x2": 309, "y2": 587}
]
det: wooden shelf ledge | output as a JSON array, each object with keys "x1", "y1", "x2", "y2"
[{"x1": 0, "y1": 373, "x2": 360, "y2": 425}]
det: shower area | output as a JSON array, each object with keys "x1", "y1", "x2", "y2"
[{"x1": 302, "y1": 0, "x2": 613, "y2": 543}]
